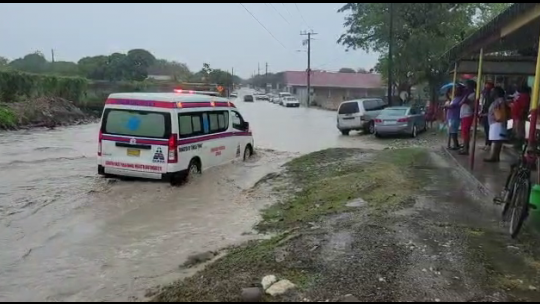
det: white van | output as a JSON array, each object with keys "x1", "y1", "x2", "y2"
[
  {"x1": 336, "y1": 98, "x2": 387, "y2": 135},
  {"x1": 97, "y1": 93, "x2": 254, "y2": 185},
  {"x1": 282, "y1": 97, "x2": 300, "y2": 108}
]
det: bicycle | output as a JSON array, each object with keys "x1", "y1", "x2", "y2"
[{"x1": 494, "y1": 137, "x2": 538, "y2": 239}]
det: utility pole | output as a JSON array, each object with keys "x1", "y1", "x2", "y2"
[
  {"x1": 301, "y1": 30, "x2": 317, "y2": 107},
  {"x1": 387, "y1": 3, "x2": 394, "y2": 106},
  {"x1": 230, "y1": 67, "x2": 234, "y2": 97},
  {"x1": 257, "y1": 63, "x2": 261, "y2": 90},
  {"x1": 51, "y1": 49, "x2": 55, "y2": 63},
  {"x1": 265, "y1": 62, "x2": 269, "y2": 93}
]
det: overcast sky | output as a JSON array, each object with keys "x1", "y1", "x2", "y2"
[{"x1": 0, "y1": 3, "x2": 379, "y2": 78}]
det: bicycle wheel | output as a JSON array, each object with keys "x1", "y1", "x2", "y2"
[
  {"x1": 509, "y1": 175, "x2": 532, "y2": 239},
  {"x1": 501, "y1": 165, "x2": 519, "y2": 221}
]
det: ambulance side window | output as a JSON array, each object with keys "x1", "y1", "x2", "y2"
[
  {"x1": 179, "y1": 111, "x2": 228, "y2": 138},
  {"x1": 178, "y1": 112, "x2": 204, "y2": 138},
  {"x1": 231, "y1": 111, "x2": 244, "y2": 130}
]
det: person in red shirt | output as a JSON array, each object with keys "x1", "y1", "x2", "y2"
[{"x1": 510, "y1": 84, "x2": 531, "y2": 149}]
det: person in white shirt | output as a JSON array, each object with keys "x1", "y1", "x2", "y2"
[{"x1": 459, "y1": 79, "x2": 476, "y2": 155}]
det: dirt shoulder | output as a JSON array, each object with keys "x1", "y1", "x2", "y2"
[
  {"x1": 152, "y1": 148, "x2": 540, "y2": 302},
  {"x1": 0, "y1": 97, "x2": 97, "y2": 130}
]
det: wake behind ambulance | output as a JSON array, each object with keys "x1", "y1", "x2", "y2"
[{"x1": 97, "y1": 92, "x2": 254, "y2": 185}]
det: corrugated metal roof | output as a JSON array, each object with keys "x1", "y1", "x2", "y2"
[
  {"x1": 283, "y1": 71, "x2": 382, "y2": 89},
  {"x1": 443, "y1": 3, "x2": 537, "y2": 63}
]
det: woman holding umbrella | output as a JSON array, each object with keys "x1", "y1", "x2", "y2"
[{"x1": 444, "y1": 84, "x2": 465, "y2": 150}]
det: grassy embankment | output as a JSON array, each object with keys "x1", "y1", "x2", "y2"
[
  {"x1": 0, "y1": 69, "x2": 177, "y2": 129},
  {"x1": 153, "y1": 147, "x2": 429, "y2": 302}
]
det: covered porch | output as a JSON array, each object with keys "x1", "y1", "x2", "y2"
[
  {"x1": 441, "y1": 3, "x2": 540, "y2": 226},
  {"x1": 443, "y1": 2, "x2": 540, "y2": 169}
]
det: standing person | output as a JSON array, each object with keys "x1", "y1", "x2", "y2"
[
  {"x1": 425, "y1": 100, "x2": 436, "y2": 130},
  {"x1": 459, "y1": 79, "x2": 477, "y2": 155},
  {"x1": 446, "y1": 85, "x2": 464, "y2": 150},
  {"x1": 484, "y1": 86, "x2": 509, "y2": 162},
  {"x1": 479, "y1": 81, "x2": 495, "y2": 150},
  {"x1": 510, "y1": 84, "x2": 531, "y2": 150}
]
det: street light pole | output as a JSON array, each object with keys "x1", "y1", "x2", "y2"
[{"x1": 387, "y1": 3, "x2": 394, "y2": 106}]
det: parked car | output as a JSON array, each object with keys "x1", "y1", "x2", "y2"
[
  {"x1": 373, "y1": 106, "x2": 427, "y2": 138},
  {"x1": 282, "y1": 97, "x2": 300, "y2": 107},
  {"x1": 277, "y1": 92, "x2": 292, "y2": 105},
  {"x1": 255, "y1": 94, "x2": 270, "y2": 102},
  {"x1": 244, "y1": 95, "x2": 254, "y2": 102},
  {"x1": 336, "y1": 98, "x2": 387, "y2": 135}
]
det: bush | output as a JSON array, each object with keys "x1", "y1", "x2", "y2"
[
  {"x1": 0, "y1": 106, "x2": 16, "y2": 129},
  {"x1": 0, "y1": 70, "x2": 88, "y2": 103}
]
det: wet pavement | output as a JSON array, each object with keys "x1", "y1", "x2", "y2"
[
  {"x1": 442, "y1": 143, "x2": 533, "y2": 197},
  {"x1": 443, "y1": 142, "x2": 540, "y2": 233},
  {"x1": 0, "y1": 89, "x2": 386, "y2": 302}
]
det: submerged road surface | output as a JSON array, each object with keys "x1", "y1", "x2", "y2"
[{"x1": 0, "y1": 90, "x2": 383, "y2": 301}]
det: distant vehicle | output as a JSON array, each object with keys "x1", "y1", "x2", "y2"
[
  {"x1": 270, "y1": 95, "x2": 280, "y2": 104},
  {"x1": 244, "y1": 95, "x2": 254, "y2": 102},
  {"x1": 255, "y1": 95, "x2": 270, "y2": 102},
  {"x1": 282, "y1": 97, "x2": 300, "y2": 108},
  {"x1": 374, "y1": 106, "x2": 427, "y2": 138},
  {"x1": 276, "y1": 92, "x2": 292, "y2": 105},
  {"x1": 97, "y1": 92, "x2": 254, "y2": 185},
  {"x1": 230, "y1": 93, "x2": 238, "y2": 98},
  {"x1": 336, "y1": 98, "x2": 387, "y2": 135},
  {"x1": 279, "y1": 92, "x2": 292, "y2": 98}
]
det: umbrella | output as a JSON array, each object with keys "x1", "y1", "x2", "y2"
[{"x1": 440, "y1": 82, "x2": 464, "y2": 93}]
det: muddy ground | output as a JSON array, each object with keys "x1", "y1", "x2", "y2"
[
  {"x1": 152, "y1": 147, "x2": 540, "y2": 302},
  {"x1": 0, "y1": 97, "x2": 97, "y2": 130}
]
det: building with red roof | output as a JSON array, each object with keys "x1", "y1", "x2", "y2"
[{"x1": 280, "y1": 71, "x2": 384, "y2": 109}]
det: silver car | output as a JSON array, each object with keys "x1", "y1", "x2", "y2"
[{"x1": 374, "y1": 106, "x2": 427, "y2": 138}]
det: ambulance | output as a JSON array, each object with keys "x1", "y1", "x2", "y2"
[{"x1": 97, "y1": 92, "x2": 254, "y2": 185}]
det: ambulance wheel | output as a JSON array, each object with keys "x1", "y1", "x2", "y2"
[
  {"x1": 98, "y1": 165, "x2": 113, "y2": 178},
  {"x1": 243, "y1": 144, "x2": 253, "y2": 161},
  {"x1": 186, "y1": 158, "x2": 202, "y2": 181}
]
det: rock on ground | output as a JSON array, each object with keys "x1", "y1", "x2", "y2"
[
  {"x1": 266, "y1": 280, "x2": 296, "y2": 297},
  {"x1": 261, "y1": 275, "x2": 278, "y2": 290}
]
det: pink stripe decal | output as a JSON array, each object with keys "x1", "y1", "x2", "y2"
[
  {"x1": 178, "y1": 131, "x2": 253, "y2": 145},
  {"x1": 102, "y1": 135, "x2": 168, "y2": 146},
  {"x1": 105, "y1": 98, "x2": 237, "y2": 109}
]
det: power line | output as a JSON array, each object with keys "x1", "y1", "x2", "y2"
[
  {"x1": 294, "y1": 3, "x2": 312, "y2": 31},
  {"x1": 281, "y1": 3, "x2": 296, "y2": 24},
  {"x1": 267, "y1": 3, "x2": 293, "y2": 27},
  {"x1": 239, "y1": 3, "x2": 288, "y2": 50}
]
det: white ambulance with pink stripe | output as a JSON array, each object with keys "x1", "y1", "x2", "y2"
[{"x1": 97, "y1": 92, "x2": 254, "y2": 185}]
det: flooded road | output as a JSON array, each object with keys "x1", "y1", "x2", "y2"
[{"x1": 0, "y1": 90, "x2": 383, "y2": 301}]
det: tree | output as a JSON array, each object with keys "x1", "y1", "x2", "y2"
[
  {"x1": 476, "y1": 3, "x2": 512, "y2": 26},
  {"x1": 148, "y1": 59, "x2": 191, "y2": 81},
  {"x1": 338, "y1": 67, "x2": 356, "y2": 73},
  {"x1": 357, "y1": 67, "x2": 371, "y2": 74},
  {"x1": 247, "y1": 72, "x2": 284, "y2": 89},
  {"x1": 337, "y1": 3, "x2": 502, "y2": 100},
  {"x1": 105, "y1": 53, "x2": 128, "y2": 81},
  {"x1": 126, "y1": 49, "x2": 156, "y2": 68},
  {"x1": 6, "y1": 48, "x2": 194, "y2": 83},
  {"x1": 49, "y1": 61, "x2": 79, "y2": 76},
  {"x1": 9, "y1": 52, "x2": 48, "y2": 73},
  {"x1": 78, "y1": 55, "x2": 109, "y2": 80}
]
